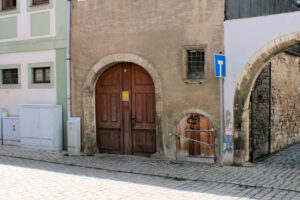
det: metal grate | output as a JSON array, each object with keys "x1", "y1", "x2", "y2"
[
  {"x1": 2, "y1": 68, "x2": 18, "y2": 84},
  {"x1": 187, "y1": 50, "x2": 205, "y2": 79}
]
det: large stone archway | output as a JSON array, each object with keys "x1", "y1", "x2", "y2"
[
  {"x1": 233, "y1": 31, "x2": 300, "y2": 165},
  {"x1": 81, "y1": 53, "x2": 163, "y2": 154}
]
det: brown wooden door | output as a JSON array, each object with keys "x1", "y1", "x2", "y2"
[
  {"x1": 176, "y1": 114, "x2": 214, "y2": 158},
  {"x1": 96, "y1": 63, "x2": 156, "y2": 156}
]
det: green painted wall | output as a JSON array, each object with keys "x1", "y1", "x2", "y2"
[
  {"x1": 0, "y1": 17, "x2": 17, "y2": 39},
  {"x1": 0, "y1": 37, "x2": 66, "y2": 54},
  {"x1": 56, "y1": 0, "x2": 67, "y2": 40},
  {"x1": 31, "y1": 11, "x2": 50, "y2": 36},
  {"x1": 55, "y1": 0, "x2": 68, "y2": 150},
  {"x1": 56, "y1": 49, "x2": 68, "y2": 149}
]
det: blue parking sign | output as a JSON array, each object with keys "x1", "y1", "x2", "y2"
[{"x1": 215, "y1": 54, "x2": 226, "y2": 77}]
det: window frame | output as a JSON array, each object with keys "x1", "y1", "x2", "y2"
[
  {"x1": 182, "y1": 45, "x2": 207, "y2": 84},
  {"x1": 33, "y1": 67, "x2": 51, "y2": 84},
  {"x1": 2, "y1": 68, "x2": 18, "y2": 84},
  {"x1": 0, "y1": 0, "x2": 20, "y2": 16},
  {"x1": 27, "y1": 0, "x2": 53, "y2": 11},
  {"x1": 32, "y1": 0, "x2": 49, "y2": 6},
  {"x1": 1, "y1": 0, "x2": 16, "y2": 11},
  {"x1": 186, "y1": 49, "x2": 205, "y2": 79},
  {"x1": 28, "y1": 62, "x2": 54, "y2": 89},
  {"x1": 0, "y1": 64, "x2": 21, "y2": 89}
]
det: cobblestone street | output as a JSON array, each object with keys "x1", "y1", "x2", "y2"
[{"x1": 0, "y1": 143, "x2": 299, "y2": 200}]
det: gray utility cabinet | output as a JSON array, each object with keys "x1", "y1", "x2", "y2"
[
  {"x1": 3, "y1": 116, "x2": 20, "y2": 145},
  {"x1": 20, "y1": 104, "x2": 62, "y2": 151}
]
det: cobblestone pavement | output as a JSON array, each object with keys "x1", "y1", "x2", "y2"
[{"x1": 0, "y1": 143, "x2": 299, "y2": 199}]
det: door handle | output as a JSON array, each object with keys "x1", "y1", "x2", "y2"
[{"x1": 131, "y1": 115, "x2": 136, "y2": 124}]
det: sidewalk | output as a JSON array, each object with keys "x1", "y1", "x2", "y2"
[{"x1": 0, "y1": 143, "x2": 299, "y2": 192}]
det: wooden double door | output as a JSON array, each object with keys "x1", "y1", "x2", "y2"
[{"x1": 95, "y1": 63, "x2": 156, "y2": 156}]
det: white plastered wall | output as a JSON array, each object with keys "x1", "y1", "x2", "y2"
[
  {"x1": 223, "y1": 11, "x2": 300, "y2": 163},
  {"x1": 0, "y1": 50, "x2": 56, "y2": 116},
  {"x1": 0, "y1": 0, "x2": 56, "y2": 42}
]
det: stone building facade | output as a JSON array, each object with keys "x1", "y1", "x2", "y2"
[{"x1": 70, "y1": 0, "x2": 224, "y2": 162}]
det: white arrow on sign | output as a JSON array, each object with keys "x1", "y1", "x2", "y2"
[{"x1": 218, "y1": 60, "x2": 223, "y2": 77}]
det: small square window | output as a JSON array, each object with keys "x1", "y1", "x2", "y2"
[
  {"x1": 2, "y1": 0, "x2": 16, "y2": 10},
  {"x1": 187, "y1": 50, "x2": 205, "y2": 79},
  {"x1": 2, "y1": 68, "x2": 18, "y2": 84},
  {"x1": 32, "y1": 0, "x2": 49, "y2": 6},
  {"x1": 182, "y1": 45, "x2": 207, "y2": 83},
  {"x1": 28, "y1": 62, "x2": 53, "y2": 89},
  {"x1": 33, "y1": 67, "x2": 50, "y2": 84}
]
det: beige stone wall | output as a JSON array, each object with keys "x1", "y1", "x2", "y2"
[
  {"x1": 71, "y1": 0, "x2": 224, "y2": 159},
  {"x1": 271, "y1": 52, "x2": 300, "y2": 152}
]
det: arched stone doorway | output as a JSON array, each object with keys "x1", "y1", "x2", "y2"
[
  {"x1": 233, "y1": 31, "x2": 300, "y2": 164},
  {"x1": 249, "y1": 51, "x2": 300, "y2": 162},
  {"x1": 82, "y1": 54, "x2": 163, "y2": 155},
  {"x1": 95, "y1": 63, "x2": 156, "y2": 156},
  {"x1": 173, "y1": 109, "x2": 217, "y2": 163}
]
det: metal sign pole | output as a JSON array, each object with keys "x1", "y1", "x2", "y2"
[
  {"x1": 215, "y1": 54, "x2": 225, "y2": 166},
  {"x1": 220, "y1": 77, "x2": 223, "y2": 165}
]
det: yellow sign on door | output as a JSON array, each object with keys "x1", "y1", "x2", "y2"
[{"x1": 122, "y1": 91, "x2": 129, "y2": 101}]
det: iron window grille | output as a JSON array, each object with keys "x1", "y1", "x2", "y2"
[
  {"x1": 33, "y1": 67, "x2": 50, "y2": 84},
  {"x1": 32, "y1": 0, "x2": 49, "y2": 6},
  {"x1": 2, "y1": 68, "x2": 18, "y2": 84},
  {"x1": 187, "y1": 50, "x2": 205, "y2": 79},
  {"x1": 2, "y1": 0, "x2": 16, "y2": 10}
]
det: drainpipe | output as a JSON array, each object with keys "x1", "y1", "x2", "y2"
[
  {"x1": 66, "y1": 0, "x2": 81, "y2": 155},
  {"x1": 66, "y1": 0, "x2": 71, "y2": 119}
]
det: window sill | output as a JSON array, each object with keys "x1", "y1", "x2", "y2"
[
  {"x1": 0, "y1": 84, "x2": 21, "y2": 89},
  {"x1": 183, "y1": 79, "x2": 207, "y2": 84},
  {"x1": 1, "y1": 7, "x2": 16, "y2": 11},
  {"x1": 0, "y1": 8, "x2": 19, "y2": 16},
  {"x1": 29, "y1": 82, "x2": 53, "y2": 89}
]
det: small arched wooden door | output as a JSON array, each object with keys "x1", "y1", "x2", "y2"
[
  {"x1": 176, "y1": 114, "x2": 215, "y2": 158},
  {"x1": 95, "y1": 63, "x2": 156, "y2": 156}
]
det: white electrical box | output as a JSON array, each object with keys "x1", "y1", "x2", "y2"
[
  {"x1": 0, "y1": 108, "x2": 8, "y2": 142},
  {"x1": 20, "y1": 104, "x2": 62, "y2": 151},
  {"x1": 67, "y1": 117, "x2": 81, "y2": 155},
  {"x1": 3, "y1": 116, "x2": 20, "y2": 145}
]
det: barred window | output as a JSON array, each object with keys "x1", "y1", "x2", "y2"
[
  {"x1": 2, "y1": 68, "x2": 18, "y2": 84},
  {"x1": 187, "y1": 50, "x2": 205, "y2": 79}
]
